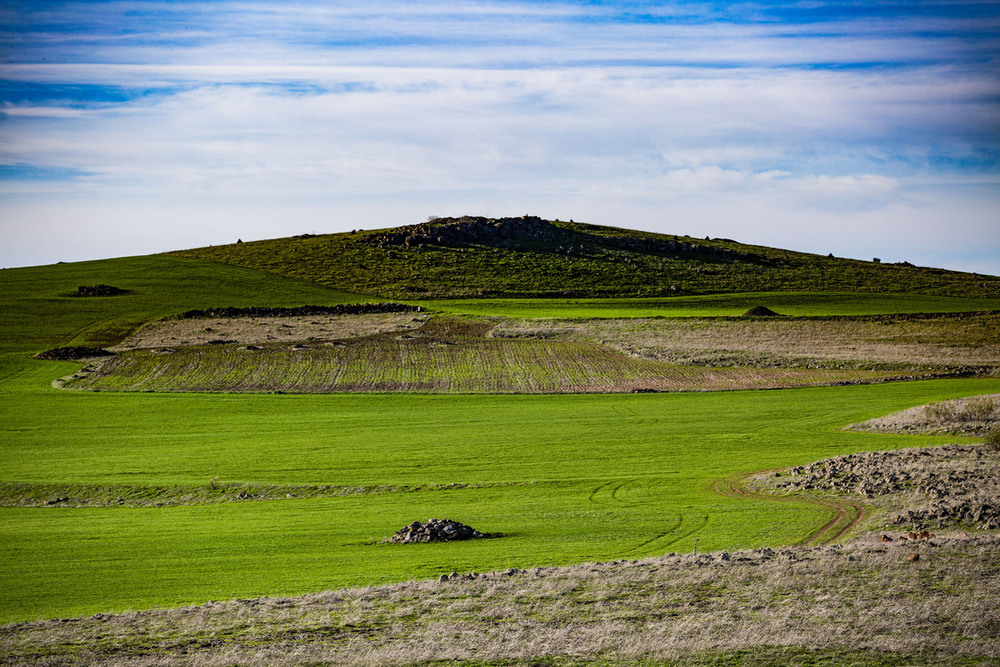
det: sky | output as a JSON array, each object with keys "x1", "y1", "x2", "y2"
[{"x1": 1, "y1": 1, "x2": 999, "y2": 275}]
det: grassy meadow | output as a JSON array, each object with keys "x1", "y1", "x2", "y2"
[
  {"x1": 418, "y1": 291, "x2": 1000, "y2": 319},
  {"x1": 1, "y1": 253, "x2": 998, "y2": 625}
]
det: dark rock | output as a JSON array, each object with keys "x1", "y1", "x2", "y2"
[
  {"x1": 35, "y1": 346, "x2": 115, "y2": 361},
  {"x1": 388, "y1": 518, "x2": 485, "y2": 544},
  {"x1": 71, "y1": 284, "x2": 128, "y2": 297},
  {"x1": 742, "y1": 306, "x2": 781, "y2": 317}
]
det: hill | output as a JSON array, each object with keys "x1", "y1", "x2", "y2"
[{"x1": 169, "y1": 216, "x2": 1000, "y2": 299}]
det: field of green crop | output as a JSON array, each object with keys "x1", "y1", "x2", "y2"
[
  {"x1": 3, "y1": 360, "x2": 997, "y2": 622},
  {"x1": 419, "y1": 292, "x2": 1000, "y2": 319},
  {"x1": 2, "y1": 255, "x2": 998, "y2": 624}
]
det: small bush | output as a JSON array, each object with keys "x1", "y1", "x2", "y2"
[
  {"x1": 958, "y1": 396, "x2": 998, "y2": 422},
  {"x1": 924, "y1": 401, "x2": 957, "y2": 423},
  {"x1": 986, "y1": 426, "x2": 1000, "y2": 452}
]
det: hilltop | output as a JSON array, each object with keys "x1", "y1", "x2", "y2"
[{"x1": 169, "y1": 216, "x2": 1000, "y2": 299}]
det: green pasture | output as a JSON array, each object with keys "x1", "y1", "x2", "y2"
[
  {"x1": 418, "y1": 292, "x2": 1000, "y2": 319},
  {"x1": 2, "y1": 361, "x2": 997, "y2": 621},
  {"x1": 2, "y1": 257, "x2": 998, "y2": 623},
  {"x1": 0, "y1": 255, "x2": 372, "y2": 355}
]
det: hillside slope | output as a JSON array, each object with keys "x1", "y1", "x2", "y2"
[{"x1": 170, "y1": 216, "x2": 1000, "y2": 299}]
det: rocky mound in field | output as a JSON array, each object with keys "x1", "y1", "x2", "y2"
[
  {"x1": 35, "y1": 346, "x2": 115, "y2": 361},
  {"x1": 743, "y1": 305, "x2": 781, "y2": 317},
  {"x1": 771, "y1": 444, "x2": 1000, "y2": 530},
  {"x1": 389, "y1": 518, "x2": 484, "y2": 544},
  {"x1": 177, "y1": 303, "x2": 420, "y2": 320},
  {"x1": 71, "y1": 284, "x2": 128, "y2": 297}
]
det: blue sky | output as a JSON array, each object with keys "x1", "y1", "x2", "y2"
[{"x1": 1, "y1": 1, "x2": 998, "y2": 274}]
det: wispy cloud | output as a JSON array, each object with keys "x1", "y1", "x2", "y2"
[{"x1": 1, "y1": 1, "x2": 998, "y2": 272}]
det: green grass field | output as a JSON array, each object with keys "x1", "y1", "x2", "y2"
[
  {"x1": 2, "y1": 254, "x2": 998, "y2": 624},
  {"x1": 0, "y1": 255, "x2": 372, "y2": 355},
  {"x1": 418, "y1": 292, "x2": 1000, "y2": 319},
  {"x1": 2, "y1": 361, "x2": 996, "y2": 621}
]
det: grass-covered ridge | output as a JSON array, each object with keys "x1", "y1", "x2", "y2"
[{"x1": 169, "y1": 216, "x2": 1000, "y2": 299}]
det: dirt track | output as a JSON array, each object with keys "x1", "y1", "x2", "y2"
[{"x1": 711, "y1": 472, "x2": 867, "y2": 545}]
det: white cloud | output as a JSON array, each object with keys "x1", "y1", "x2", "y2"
[{"x1": 1, "y1": 1, "x2": 998, "y2": 274}]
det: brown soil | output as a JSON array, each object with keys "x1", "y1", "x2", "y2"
[{"x1": 112, "y1": 312, "x2": 430, "y2": 351}]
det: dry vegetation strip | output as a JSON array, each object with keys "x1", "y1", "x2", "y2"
[
  {"x1": 3, "y1": 533, "x2": 997, "y2": 666},
  {"x1": 65, "y1": 316, "x2": 931, "y2": 394},
  {"x1": 492, "y1": 312, "x2": 1000, "y2": 370},
  {"x1": 112, "y1": 312, "x2": 430, "y2": 351}
]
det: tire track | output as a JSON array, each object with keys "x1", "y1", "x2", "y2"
[
  {"x1": 632, "y1": 513, "x2": 709, "y2": 555},
  {"x1": 710, "y1": 470, "x2": 867, "y2": 545}
]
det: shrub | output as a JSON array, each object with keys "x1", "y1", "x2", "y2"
[
  {"x1": 985, "y1": 426, "x2": 1000, "y2": 452},
  {"x1": 958, "y1": 396, "x2": 998, "y2": 422},
  {"x1": 924, "y1": 401, "x2": 957, "y2": 423}
]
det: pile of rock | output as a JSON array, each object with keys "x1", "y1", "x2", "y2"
[
  {"x1": 389, "y1": 519, "x2": 484, "y2": 544},
  {"x1": 890, "y1": 501, "x2": 1000, "y2": 531},
  {"x1": 364, "y1": 215, "x2": 560, "y2": 250},
  {"x1": 743, "y1": 306, "x2": 780, "y2": 317},
  {"x1": 70, "y1": 283, "x2": 128, "y2": 296},
  {"x1": 72, "y1": 284, "x2": 127, "y2": 297}
]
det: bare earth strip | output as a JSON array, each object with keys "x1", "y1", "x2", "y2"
[
  {"x1": 113, "y1": 312, "x2": 430, "y2": 350},
  {"x1": 66, "y1": 339, "x2": 907, "y2": 394},
  {"x1": 492, "y1": 312, "x2": 1000, "y2": 370}
]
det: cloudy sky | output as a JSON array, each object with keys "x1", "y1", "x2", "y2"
[{"x1": 2, "y1": 1, "x2": 998, "y2": 274}]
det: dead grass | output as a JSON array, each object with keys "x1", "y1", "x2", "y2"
[
  {"x1": 848, "y1": 393, "x2": 1000, "y2": 436},
  {"x1": 492, "y1": 312, "x2": 1000, "y2": 371},
  {"x1": 2, "y1": 533, "x2": 997, "y2": 666},
  {"x1": 112, "y1": 312, "x2": 430, "y2": 351}
]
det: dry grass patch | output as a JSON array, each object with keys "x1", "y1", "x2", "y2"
[
  {"x1": 848, "y1": 393, "x2": 1000, "y2": 436},
  {"x1": 2, "y1": 533, "x2": 997, "y2": 665},
  {"x1": 492, "y1": 312, "x2": 1000, "y2": 371},
  {"x1": 112, "y1": 312, "x2": 430, "y2": 351},
  {"x1": 64, "y1": 316, "x2": 931, "y2": 394}
]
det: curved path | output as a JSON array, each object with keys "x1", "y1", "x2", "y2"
[{"x1": 710, "y1": 470, "x2": 868, "y2": 545}]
